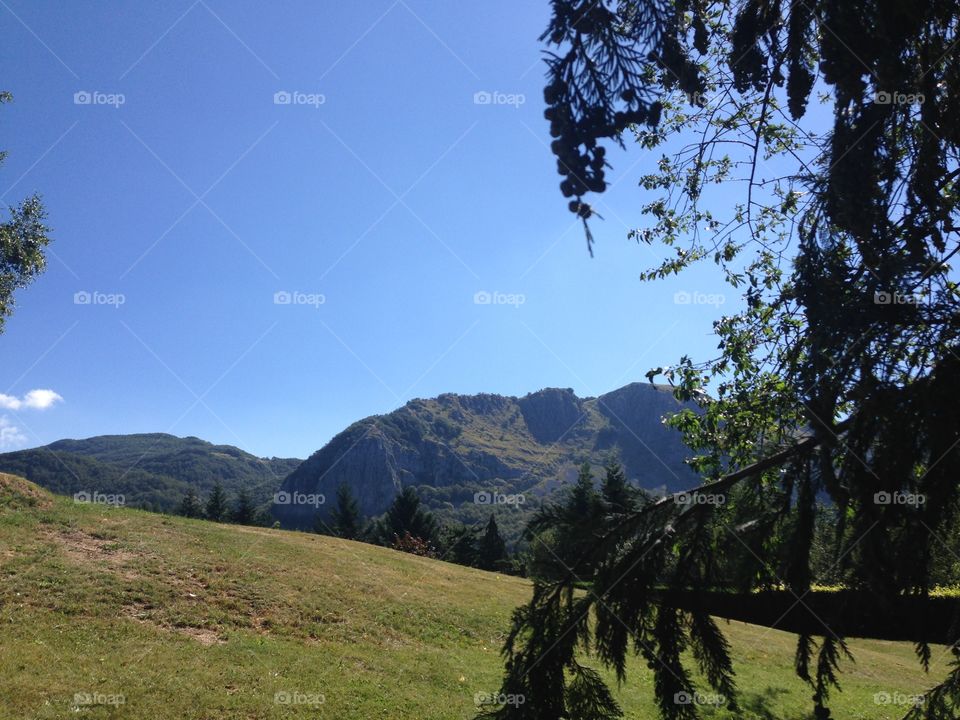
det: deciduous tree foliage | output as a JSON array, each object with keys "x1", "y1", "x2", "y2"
[
  {"x1": 484, "y1": 1, "x2": 960, "y2": 718},
  {"x1": 0, "y1": 91, "x2": 52, "y2": 333}
]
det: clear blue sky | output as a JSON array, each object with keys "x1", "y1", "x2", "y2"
[{"x1": 1, "y1": 0, "x2": 732, "y2": 458}]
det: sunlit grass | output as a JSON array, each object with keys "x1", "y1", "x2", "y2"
[{"x1": 0, "y1": 474, "x2": 947, "y2": 719}]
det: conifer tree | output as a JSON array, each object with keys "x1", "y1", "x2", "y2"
[{"x1": 204, "y1": 482, "x2": 228, "y2": 522}]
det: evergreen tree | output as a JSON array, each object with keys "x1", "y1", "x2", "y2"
[
  {"x1": 380, "y1": 486, "x2": 438, "y2": 545},
  {"x1": 487, "y1": 2, "x2": 960, "y2": 718},
  {"x1": 330, "y1": 483, "x2": 363, "y2": 540},
  {"x1": 204, "y1": 482, "x2": 228, "y2": 522},
  {"x1": 600, "y1": 461, "x2": 635, "y2": 514},
  {"x1": 477, "y1": 513, "x2": 508, "y2": 571},
  {"x1": 441, "y1": 523, "x2": 478, "y2": 567},
  {"x1": 526, "y1": 462, "x2": 603, "y2": 578},
  {"x1": 177, "y1": 488, "x2": 202, "y2": 518},
  {"x1": 561, "y1": 462, "x2": 603, "y2": 558},
  {"x1": 231, "y1": 488, "x2": 256, "y2": 525}
]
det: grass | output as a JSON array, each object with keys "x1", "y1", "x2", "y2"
[{"x1": 0, "y1": 473, "x2": 948, "y2": 719}]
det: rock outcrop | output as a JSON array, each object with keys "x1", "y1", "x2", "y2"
[{"x1": 273, "y1": 383, "x2": 701, "y2": 528}]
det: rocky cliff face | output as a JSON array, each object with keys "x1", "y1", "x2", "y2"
[{"x1": 273, "y1": 383, "x2": 701, "y2": 528}]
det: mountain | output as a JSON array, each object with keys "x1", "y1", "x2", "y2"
[
  {"x1": 0, "y1": 433, "x2": 301, "y2": 513},
  {"x1": 274, "y1": 382, "x2": 702, "y2": 532}
]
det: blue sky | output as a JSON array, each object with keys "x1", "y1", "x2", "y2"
[{"x1": 0, "y1": 1, "x2": 732, "y2": 458}]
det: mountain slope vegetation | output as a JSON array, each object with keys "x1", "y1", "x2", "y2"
[
  {"x1": 0, "y1": 433, "x2": 300, "y2": 513},
  {"x1": 275, "y1": 383, "x2": 702, "y2": 534}
]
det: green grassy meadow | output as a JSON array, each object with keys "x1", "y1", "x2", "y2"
[{"x1": 0, "y1": 473, "x2": 946, "y2": 719}]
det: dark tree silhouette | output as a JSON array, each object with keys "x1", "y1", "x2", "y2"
[
  {"x1": 330, "y1": 483, "x2": 363, "y2": 540},
  {"x1": 477, "y1": 514, "x2": 508, "y2": 571},
  {"x1": 600, "y1": 461, "x2": 635, "y2": 514},
  {"x1": 177, "y1": 488, "x2": 202, "y2": 518},
  {"x1": 379, "y1": 486, "x2": 438, "y2": 547},
  {"x1": 231, "y1": 488, "x2": 256, "y2": 525},
  {"x1": 204, "y1": 482, "x2": 228, "y2": 522},
  {"x1": 443, "y1": 522, "x2": 479, "y2": 567},
  {"x1": 484, "y1": 1, "x2": 960, "y2": 719}
]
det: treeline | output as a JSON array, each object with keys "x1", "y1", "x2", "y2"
[
  {"x1": 314, "y1": 484, "x2": 516, "y2": 574},
  {"x1": 175, "y1": 483, "x2": 264, "y2": 525},
  {"x1": 308, "y1": 460, "x2": 645, "y2": 578},
  {"x1": 166, "y1": 461, "x2": 661, "y2": 577},
  {"x1": 169, "y1": 479, "x2": 518, "y2": 574}
]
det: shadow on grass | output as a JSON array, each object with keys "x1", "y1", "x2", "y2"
[{"x1": 704, "y1": 686, "x2": 811, "y2": 720}]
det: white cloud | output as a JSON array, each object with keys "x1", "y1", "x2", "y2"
[
  {"x1": 23, "y1": 389, "x2": 63, "y2": 409},
  {"x1": 0, "y1": 388, "x2": 63, "y2": 411},
  {"x1": 0, "y1": 416, "x2": 27, "y2": 449}
]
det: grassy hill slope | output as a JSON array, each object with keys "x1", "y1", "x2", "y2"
[{"x1": 0, "y1": 473, "x2": 946, "y2": 719}]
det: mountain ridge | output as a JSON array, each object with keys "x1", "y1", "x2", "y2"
[
  {"x1": 0, "y1": 433, "x2": 301, "y2": 513},
  {"x1": 274, "y1": 381, "x2": 702, "y2": 529}
]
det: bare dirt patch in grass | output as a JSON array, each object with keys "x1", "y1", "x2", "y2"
[{"x1": 47, "y1": 528, "x2": 141, "y2": 579}]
